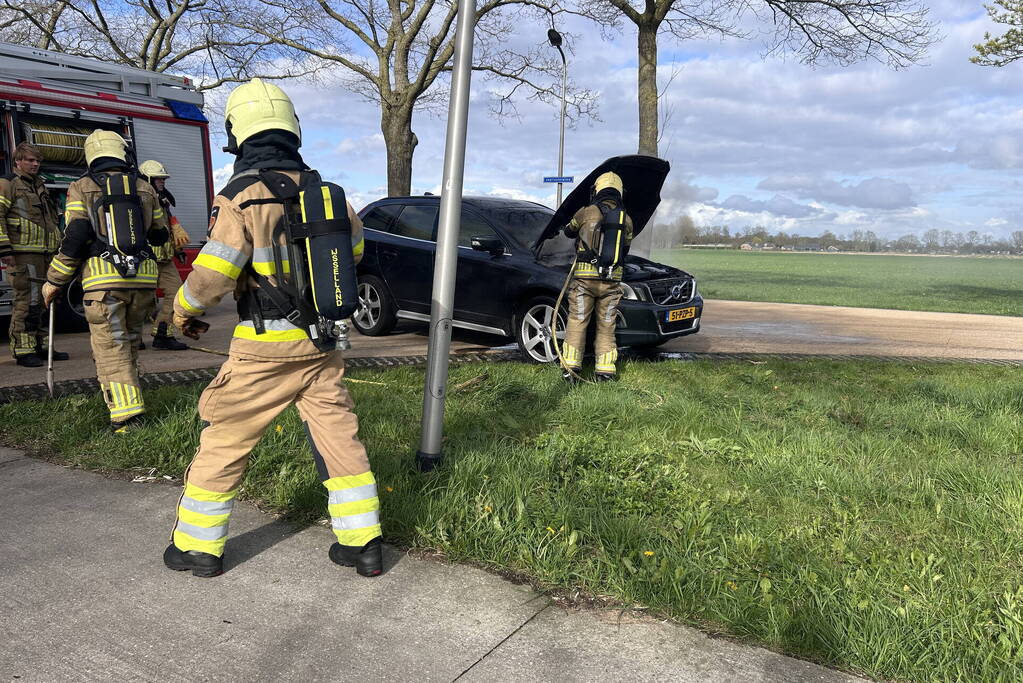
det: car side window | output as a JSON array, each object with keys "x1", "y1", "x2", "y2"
[
  {"x1": 393, "y1": 205, "x2": 438, "y2": 241},
  {"x1": 362, "y1": 204, "x2": 402, "y2": 233},
  {"x1": 458, "y1": 209, "x2": 502, "y2": 248}
]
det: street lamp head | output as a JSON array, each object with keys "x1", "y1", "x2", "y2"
[{"x1": 547, "y1": 28, "x2": 563, "y2": 48}]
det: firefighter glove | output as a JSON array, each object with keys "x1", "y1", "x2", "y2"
[
  {"x1": 42, "y1": 282, "x2": 62, "y2": 308},
  {"x1": 175, "y1": 313, "x2": 209, "y2": 340},
  {"x1": 171, "y1": 222, "x2": 190, "y2": 250}
]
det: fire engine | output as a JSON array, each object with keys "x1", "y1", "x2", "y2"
[{"x1": 0, "y1": 41, "x2": 212, "y2": 330}]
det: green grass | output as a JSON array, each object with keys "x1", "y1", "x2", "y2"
[
  {"x1": 3, "y1": 360, "x2": 1023, "y2": 681},
  {"x1": 653, "y1": 249, "x2": 1023, "y2": 316}
]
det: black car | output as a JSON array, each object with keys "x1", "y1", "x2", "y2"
[{"x1": 352, "y1": 195, "x2": 703, "y2": 362}]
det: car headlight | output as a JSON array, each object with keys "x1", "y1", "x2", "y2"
[{"x1": 621, "y1": 283, "x2": 641, "y2": 301}]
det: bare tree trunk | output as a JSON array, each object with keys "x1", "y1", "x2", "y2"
[
  {"x1": 382, "y1": 104, "x2": 418, "y2": 196},
  {"x1": 637, "y1": 22, "x2": 659, "y2": 157},
  {"x1": 632, "y1": 22, "x2": 659, "y2": 257}
]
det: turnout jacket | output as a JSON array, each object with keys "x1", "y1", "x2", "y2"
[
  {"x1": 0, "y1": 170, "x2": 60, "y2": 257},
  {"x1": 173, "y1": 170, "x2": 365, "y2": 362},
  {"x1": 565, "y1": 199, "x2": 634, "y2": 281},
  {"x1": 45, "y1": 173, "x2": 169, "y2": 292}
]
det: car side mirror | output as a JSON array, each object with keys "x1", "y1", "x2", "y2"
[{"x1": 471, "y1": 235, "x2": 505, "y2": 256}]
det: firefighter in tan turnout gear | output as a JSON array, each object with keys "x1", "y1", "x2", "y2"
[
  {"x1": 561, "y1": 172, "x2": 633, "y2": 381},
  {"x1": 138, "y1": 159, "x2": 190, "y2": 350},
  {"x1": 163, "y1": 79, "x2": 383, "y2": 579},
  {"x1": 41, "y1": 130, "x2": 169, "y2": 430},
  {"x1": 0, "y1": 142, "x2": 68, "y2": 367}
]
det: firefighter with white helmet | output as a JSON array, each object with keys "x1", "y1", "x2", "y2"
[
  {"x1": 560, "y1": 171, "x2": 633, "y2": 381},
  {"x1": 139, "y1": 159, "x2": 190, "y2": 350},
  {"x1": 162, "y1": 79, "x2": 382, "y2": 578},
  {"x1": 41, "y1": 129, "x2": 169, "y2": 430}
]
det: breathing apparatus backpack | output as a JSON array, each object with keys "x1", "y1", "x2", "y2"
[
  {"x1": 242, "y1": 169, "x2": 359, "y2": 352},
  {"x1": 88, "y1": 172, "x2": 150, "y2": 277}
]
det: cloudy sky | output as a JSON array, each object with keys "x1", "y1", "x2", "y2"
[{"x1": 208, "y1": 0, "x2": 1023, "y2": 241}]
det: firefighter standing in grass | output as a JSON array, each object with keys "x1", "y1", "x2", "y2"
[
  {"x1": 560, "y1": 172, "x2": 633, "y2": 382},
  {"x1": 138, "y1": 159, "x2": 190, "y2": 351},
  {"x1": 41, "y1": 130, "x2": 169, "y2": 431},
  {"x1": 162, "y1": 78, "x2": 383, "y2": 579},
  {"x1": 0, "y1": 142, "x2": 69, "y2": 367}
]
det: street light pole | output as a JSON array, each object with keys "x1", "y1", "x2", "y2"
[
  {"x1": 548, "y1": 29, "x2": 567, "y2": 207},
  {"x1": 415, "y1": 0, "x2": 477, "y2": 473}
]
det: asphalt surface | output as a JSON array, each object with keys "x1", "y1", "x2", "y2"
[
  {"x1": 0, "y1": 447, "x2": 866, "y2": 682},
  {"x1": 2, "y1": 299, "x2": 1021, "y2": 388}
]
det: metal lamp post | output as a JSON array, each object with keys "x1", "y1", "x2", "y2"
[
  {"x1": 415, "y1": 0, "x2": 477, "y2": 472},
  {"x1": 548, "y1": 28, "x2": 567, "y2": 207}
]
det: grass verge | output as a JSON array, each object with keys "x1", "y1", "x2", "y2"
[
  {"x1": 653, "y1": 249, "x2": 1023, "y2": 316},
  {"x1": 2, "y1": 359, "x2": 1023, "y2": 681}
]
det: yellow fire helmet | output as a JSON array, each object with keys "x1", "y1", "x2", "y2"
[
  {"x1": 225, "y1": 78, "x2": 301, "y2": 148},
  {"x1": 83, "y1": 129, "x2": 128, "y2": 166},
  {"x1": 138, "y1": 159, "x2": 169, "y2": 179},
  {"x1": 594, "y1": 171, "x2": 624, "y2": 196}
]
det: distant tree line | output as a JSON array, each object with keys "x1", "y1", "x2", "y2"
[{"x1": 654, "y1": 215, "x2": 1023, "y2": 255}]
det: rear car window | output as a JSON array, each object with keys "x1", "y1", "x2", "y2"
[
  {"x1": 362, "y1": 204, "x2": 402, "y2": 232},
  {"x1": 393, "y1": 205, "x2": 438, "y2": 241}
]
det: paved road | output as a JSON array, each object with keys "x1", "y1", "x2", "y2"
[
  {"x1": 2, "y1": 299, "x2": 1020, "y2": 388},
  {"x1": 0, "y1": 448, "x2": 865, "y2": 682}
]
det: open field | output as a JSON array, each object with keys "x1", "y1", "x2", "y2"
[
  {"x1": 654, "y1": 249, "x2": 1023, "y2": 317},
  {"x1": 3, "y1": 359, "x2": 1023, "y2": 681}
]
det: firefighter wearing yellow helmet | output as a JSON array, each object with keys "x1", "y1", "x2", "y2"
[
  {"x1": 139, "y1": 159, "x2": 190, "y2": 350},
  {"x1": 163, "y1": 79, "x2": 382, "y2": 579},
  {"x1": 560, "y1": 171, "x2": 633, "y2": 381},
  {"x1": 41, "y1": 129, "x2": 169, "y2": 429}
]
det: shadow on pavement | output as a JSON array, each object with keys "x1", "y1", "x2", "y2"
[{"x1": 223, "y1": 518, "x2": 306, "y2": 572}]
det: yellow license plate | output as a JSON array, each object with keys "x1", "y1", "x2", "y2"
[{"x1": 665, "y1": 306, "x2": 696, "y2": 323}]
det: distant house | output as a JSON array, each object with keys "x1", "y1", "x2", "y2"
[
  {"x1": 740, "y1": 243, "x2": 753, "y2": 250},
  {"x1": 762, "y1": 243, "x2": 776, "y2": 250}
]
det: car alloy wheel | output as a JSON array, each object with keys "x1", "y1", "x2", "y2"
[
  {"x1": 519, "y1": 301, "x2": 566, "y2": 363},
  {"x1": 355, "y1": 282, "x2": 381, "y2": 330}
]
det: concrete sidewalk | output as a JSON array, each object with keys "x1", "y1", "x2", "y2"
[{"x1": 0, "y1": 448, "x2": 865, "y2": 682}]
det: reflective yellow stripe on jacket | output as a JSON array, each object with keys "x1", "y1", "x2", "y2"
[
  {"x1": 573, "y1": 261, "x2": 623, "y2": 281},
  {"x1": 81, "y1": 257, "x2": 159, "y2": 290}
]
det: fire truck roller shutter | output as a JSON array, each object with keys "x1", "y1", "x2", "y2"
[{"x1": 131, "y1": 118, "x2": 210, "y2": 244}]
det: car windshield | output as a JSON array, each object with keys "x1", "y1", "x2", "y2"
[{"x1": 478, "y1": 203, "x2": 575, "y2": 260}]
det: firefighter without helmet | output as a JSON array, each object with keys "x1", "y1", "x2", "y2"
[
  {"x1": 225, "y1": 78, "x2": 301, "y2": 147},
  {"x1": 83, "y1": 130, "x2": 128, "y2": 166}
]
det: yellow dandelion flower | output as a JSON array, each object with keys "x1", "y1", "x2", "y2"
[
  {"x1": 484, "y1": 505, "x2": 492, "y2": 512},
  {"x1": 386, "y1": 486, "x2": 394, "y2": 493},
  {"x1": 643, "y1": 551, "x2": 655, "y2": 557},
  {"x1": 275, "y1": 425, "x2": 283, "y2": 433},
  {"x1": 726, "y1": 581, "x2": 738, "y2": 591},
  {"x1": 546, "y1": 526, "x2": 556, "y2": 534},
  {"x1": 903, "y1": 584, "x2": 911, "y2": 592}
]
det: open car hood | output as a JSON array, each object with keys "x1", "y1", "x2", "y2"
[{"x1": 533, "y1": 155, "x2": 671, "y2": 248}]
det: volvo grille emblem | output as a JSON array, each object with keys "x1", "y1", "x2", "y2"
[{"x1": 670, "y1": 284, "x2": 684, "y2": 300}]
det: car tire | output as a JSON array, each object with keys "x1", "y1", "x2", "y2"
[
  {"x1": 56, "y1": 278, "x2": 89, "y2": 333},
  {"x1": 515, "y1": 295, "x2": 567, "y2": 364},
  {"x1": 352, "y1": 275, "x2": 397, "y2": 336}
]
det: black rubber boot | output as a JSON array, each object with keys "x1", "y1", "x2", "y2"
[
  {"x1": 594, "y1": 373, "x2": 617, "y2": 383},
  {"x1": 329, "y1": 537, "x2": 383, "y2": 577},
  {"x1": 110, "y1": 414, "x2": 143, "y2": 434},
  {"x1": 152, "y1": 322, "x2": 189, "y2": 350},
  {"x1": 163, "y1": 544, "x2": 223, "y2": 578},
  {"x1": 37, "y1": 349, "x2": 70, "y2": 361},
  {"x1": 562, "y1": 369, "x2": 578, "y2": 384},
  {"x1": 138, "y1": 340, "x2": 146, "y2": 350},
  {"x1": 15, "y1": 354, "x2": 43, "y2": 368}
]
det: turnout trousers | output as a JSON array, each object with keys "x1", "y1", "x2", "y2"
[
  {"x1": 83, "y1": 289, "x2": 155, "y2": 422},
  {"x1": 561, "y1": 278, "x2": 623, "y2": 375},
  {"x1": 7, "y1": 252, "x2": 50, "y2": 358},
  {"x1": 152, "y1": 259, "x2": 183, "y2": 335},
  {"x1": 172, "y1": 352, "x2": 381, "y2": 557}
]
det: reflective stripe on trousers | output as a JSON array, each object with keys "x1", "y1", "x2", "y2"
[
  {"x1": 325, "y1": 471, "x2": 381, "y2": 547},
  {"x1": 173, "y1": 481, "x2": 238, "y2": 557}
]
